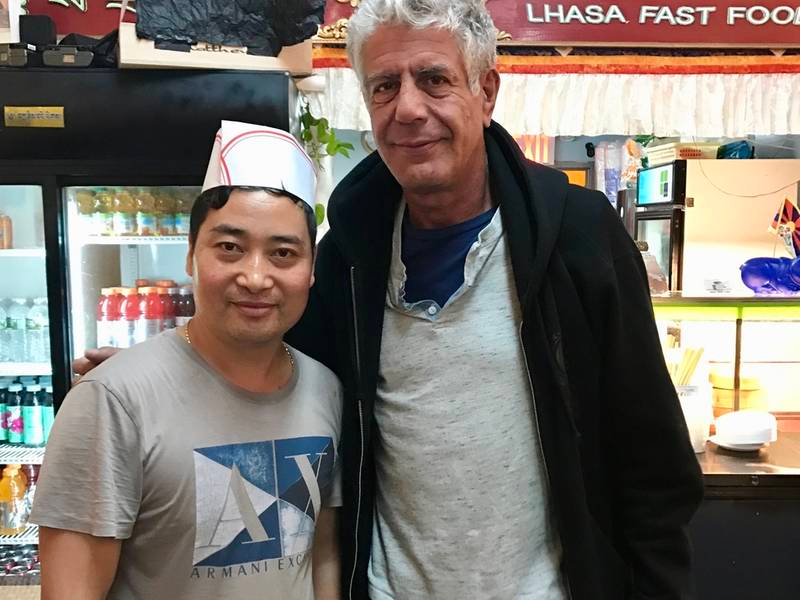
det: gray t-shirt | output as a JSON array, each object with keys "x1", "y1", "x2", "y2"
[
  {"x1": 31, "y1": 330, "x2": 342, "y2": 600},
  {"x1": 368, "y1": 203, "x2": 567, "y2": 599}
]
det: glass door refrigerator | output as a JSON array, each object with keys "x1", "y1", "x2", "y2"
[
  {"x1": 0, "y1": 67, "x2": 299, "y2": 583},
  {"x1": 0, "y1": 180, "x2": 55, "y2": 572}
]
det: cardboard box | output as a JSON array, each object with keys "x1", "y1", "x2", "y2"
[{"x1": 118, "y1": 22, "x2": 312, "y2": 75}]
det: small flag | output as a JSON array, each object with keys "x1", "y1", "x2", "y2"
[{"x1": 769, "y1": 198, "x2": 800, "y2": 258}]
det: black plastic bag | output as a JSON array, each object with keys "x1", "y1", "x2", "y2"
[
  {"x1": 135, "y1": 0, "x2": 325, "y2": 56},
  {"x1": 60, "y1": 30, "x2": 119, "y2": 68}
]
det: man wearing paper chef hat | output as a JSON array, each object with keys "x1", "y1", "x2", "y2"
[{"x1": 32, "y1": 122, "x2": 344, "y2": 600}]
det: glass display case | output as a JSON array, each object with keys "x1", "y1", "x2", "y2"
[
  {"x1": 653, "y1": 294, "x2": 800, "y2": 426},
  {"x1": 655, "y1": 295, "x2": 800, "y2": 600}
]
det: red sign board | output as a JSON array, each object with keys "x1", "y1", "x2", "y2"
[
  {"x1": 25, "y1": 0, "x2": 129, "y2": 37},
  {"x1": 324, "y1": 0, "x2": 800, "y2": 47}
]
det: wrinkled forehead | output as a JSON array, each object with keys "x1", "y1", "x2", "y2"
[{"x1": 361, "y1": 25, "x2": 468, "y2": 77}]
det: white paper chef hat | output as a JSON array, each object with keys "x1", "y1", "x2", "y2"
[{"x1": 202, "y1": 121, "x2": 317, "y2": 208}]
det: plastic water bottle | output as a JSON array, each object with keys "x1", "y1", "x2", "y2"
[
  {"x1": 6, "y1": 300, "x2": 29, "y2": 363},
  {"x1": 25, "y1": 298, "x2": 49, "y2": 364},
  {"x1": 0, "y1": 304, "x2": 7, "y2": 362}
]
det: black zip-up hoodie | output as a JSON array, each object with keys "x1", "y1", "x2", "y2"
[{"x1": 287, "y1": 121, "x2": 704, "y2": 600}]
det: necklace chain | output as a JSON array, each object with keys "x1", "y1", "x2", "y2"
[{"x1": 183, "y1": 319, "x2": 295, "y2": 374}]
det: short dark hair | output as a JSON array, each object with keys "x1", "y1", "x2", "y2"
[{"x1": 189, "y1": 186, "x2": 317, "y2": 250}]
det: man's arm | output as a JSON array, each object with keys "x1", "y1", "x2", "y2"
[
  {"x1": 599, "y1": 203, "x2": 703, "y2": 599},
  {"x1": 72, "y1": 347, "x2": 120, "y2": 378},
  {"x1": 313, "y1": 507, "x2": 341, "y2": 600},
  {"x1": 40, "y1": 528, "x2": 121, "y2": 600}
]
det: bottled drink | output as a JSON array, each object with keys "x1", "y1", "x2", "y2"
[
  {"x1": 135, "y1": 188, "x2": 157, "y2": 236},
  {"x1": 22, "y1": 385, "x2": 44, "y2": 447},
  {"x1": 5, "y1": 384, "x2": 23, "y2": 445},
  {"x1": 155, "y1": 188, "x2": 176, "y2": 236},
  {"x1": 175, "y1": 287, "x2": 195, "y2": 327},
  {"x1": 25, "y1": 298, "x2": 49, "y2": 364},
  {"x1": 96, "y1": 288, "x2": 109, "y2": 347},
  {"x1": 74, "y1": 189, "x2": 96, "y2": 235},
  {"x1": 112, "y1": 188, "x2": 137, "y2": 236},
  {"x1": 159, "y1": 287, "x2": 176, "y2": 331},
  {"x1": 0, "y1": 465, "x2": 28, "y2": 536},
  {"x1": 42, "y1": 386, "x2": 55, "y2": 443},
  {"x1": 96, "y1": 288, "x2": 122, "y2": 347},
  {"x1": 21, "y1": 465, "x2": 39, "y2": 516},
  {"x1": 0, "y1": 211, "x2": 12, "y2": 249},
  {"x1": 94, "y1": 189, "x2": 114, "y2": 236},
  {"x1": 139, "y1": 287, "x2": 163, "y2": 339},
  {"x1": 174, "y1": 191, "x2": 193, "y2": 235},
  {"x1": 0, "y1": 379, "x2": 8, "y2": 442},
  {"x1": 108, "y1": 288, "x2": 123, "y2": 347},
  {"x1": 135, "y1": 279, "x2": 151, "y2": 288},
  {"x1": 6, "y1": 299, "x2": 28, "y2": 363},
  {"x1": 0, "y1": 304, "x2": 7, "y2": 362},
  {"x1": 120, "y1": 288, "x2": 143, "y2": 348}
]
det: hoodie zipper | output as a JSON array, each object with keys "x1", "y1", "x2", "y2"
[
  {"x1": 348, "y1": 266, "x2": 365, "y2": 600},
  {"x1": 519, "y1": 321, "x2": 574, "y2": 600}
]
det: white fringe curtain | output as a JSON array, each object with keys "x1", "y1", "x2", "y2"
[{"x1": 306, "y1": 67, "x2": 800, "y2": 137}]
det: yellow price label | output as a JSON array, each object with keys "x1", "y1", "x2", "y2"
[{"x1": 4, "y1": 106, "x2": 65, "y2": 128}]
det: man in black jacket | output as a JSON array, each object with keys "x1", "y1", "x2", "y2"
[
  {"x1": 75, "y1": 1, "x2": 703, "y2": 597},
  {"x1": 287, "y1": 1, "x2": 703, "y2": 599}
]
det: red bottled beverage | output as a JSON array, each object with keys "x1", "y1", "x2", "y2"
[
  {"x1": 159, "y1": 287, "x2": 176, "y2": 331},
  {"x1": 139, "y1": 287, "x2": 163, "y2": 339},
  {"x1": 120, "y1": 288, "x2": 143, "y2": 348},
  {"x1": 96, "y1": 289, "x2": 110, "y2": 347},
  {"x1": 107, "y1": 288, "x2": 123, "y2": 347},
  {"x1": 175, "y1": 287, "x2": 195, "y2": 327},
  {"x1": 97, "y1": 288, "x2": 123, "y2": 347}
]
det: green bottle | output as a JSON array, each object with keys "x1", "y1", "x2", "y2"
[
  {"x1": 22, "y1": 384, "x2": 44, "y2": 447},
  {"x1": 42, "y1": 386, "x2": 55, "y2": 443},
  {"x1": 6, "y1": 384, "x2": 23, "y2": 445},
  {"x1": 0, "y1": 380, "x2": 8, "y2": 442}
]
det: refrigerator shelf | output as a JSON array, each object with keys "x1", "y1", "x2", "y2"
[
  {"x1": 0, "y1": 445, "x2": 45, "y2": 465},
  {"x1": 0, "y1": 364, "x2": 51, "y2": 377},
  {"x1": 0, "y1": 574, "x2": 40, "y2": 588},
  {"x1": 0, "y1": 526, "x2": 38, "y2": 547},
  {"x1": 0, "y1": 249, "x2": 45, "y2": 258},
  {"x1": 79, "y1": 235, "x2": 188, "y2": 246}
]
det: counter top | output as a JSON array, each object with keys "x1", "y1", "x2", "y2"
[{"x1": 699, "y1": 431, "x2": 800, "y2": 480}]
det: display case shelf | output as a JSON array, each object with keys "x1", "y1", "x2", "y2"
[
  {"x1": 653, "y1": 294, "x2": 800, "y2": 321},
  {"x1": 0, "y1": 445, "x2": 44, "y2": 465},
  {"x1": 0, "y1": 249, "x2": 45, "y2": 258},
  {"x1": 0, "y1": 364, "x2": 51, "y2": 377},
  {"x1": 80, "y1": 235, "x2": 188, "y2": 246},
  {"x1": 0, "y1": 526, "x2": 38, "y2": 547}
]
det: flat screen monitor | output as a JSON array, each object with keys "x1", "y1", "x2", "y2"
[{"x1": 637, "y1": 164, "x2": 675, "y2": 206}]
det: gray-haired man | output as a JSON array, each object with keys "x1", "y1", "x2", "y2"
[{"x1": 289, "y1": 1, "x2": 703, "y2": 599}]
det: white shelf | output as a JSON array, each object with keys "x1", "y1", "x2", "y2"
[
  {"x1": 0, "y1": 445, "x2": 45, "y2": 465},
  {"x1": 0, "y1": 249, "x2": 45, "y2": 258},
  {"x1": 79, "y1": 235, "x2": 188, "y2": 246},
  {"x1": 0, "y1": 364, "x2": 51, "y2": 377},
  {"x1": 0, "y1": 525, "x2": 38, "y2": 546}
]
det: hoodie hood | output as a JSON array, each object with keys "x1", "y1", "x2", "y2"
[{"x1": 326, "y1": 120, "x2": 570, "y2": 298}]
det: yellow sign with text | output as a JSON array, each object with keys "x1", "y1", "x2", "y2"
[{"x1": 4, "y1": 106, "x2": 65, "y2": 128}]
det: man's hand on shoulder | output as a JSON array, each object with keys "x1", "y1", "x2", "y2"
[{"x1": 72, "y1": 347, "x2": 120, "y2": 382}]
